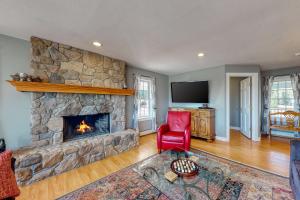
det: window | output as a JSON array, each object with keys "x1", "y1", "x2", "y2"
[
  {"x1": 270, "y1": 76, "x2": 294, "y2": 113},
  {"x1": 138, "y1": 77, "x2": 153, "y2": 119}
]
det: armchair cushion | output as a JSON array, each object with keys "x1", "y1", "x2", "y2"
[
  {"x1": 167, "y1": 111, "x2": 191, "y2": 132},
  {"x1": 290, "y1": 140, "x2": 300, "y2": 200},
  {"x1": 0, "y1": 151, "x2": 20, "y2": 199},
  {"x1": 294, "y1": 160, "x2": 300, "y2": 177},
  {"x1": 161, "y1": 131, "x2": 185, "y2": 143},
  {"x1": 291, "y1": 140, "x2": 300, "y2": 161}
]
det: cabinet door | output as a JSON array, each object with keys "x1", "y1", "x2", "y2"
[
  {"x1": 190, "y1": 111, "x2": 198, "y2": 136},
  {"x1": 198, "y1": 118, "x2": 208, "y2": 137},
  {"x1": 193, "y1": 116, "x2": 207, "y2": 137}
]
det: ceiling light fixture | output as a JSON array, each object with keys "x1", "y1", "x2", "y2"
[
  {"x1": 198, "y1": 52, "x2": 205, "y2": 57},
  {"x1": 295, "y1": 52, "x2": 300, "y2": 56},
  {"x1": 92, "y1": 41, "x2": 102, "y2": 47}
]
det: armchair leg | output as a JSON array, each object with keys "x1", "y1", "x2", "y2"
[{"x1": 158, "y1": 149, "x2": 161, "y2": 154}]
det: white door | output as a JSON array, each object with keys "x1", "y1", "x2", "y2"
[
  {"x1": 137, "y1": 77, "x2": 156, "y2": 135},
  {"x1": 240, "y1": 77, "x2": 251, "y2": 138}
]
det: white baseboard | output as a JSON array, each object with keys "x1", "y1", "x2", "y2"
[
  {"x1": 139, "y1": 130, "x2": 156, "y2": 136},
  {"x1": 230, "y1": 126, "x2": 240, "y2": 130},
  {"x1": 216, "y1": 136, "x2": 229, "y2": 142}
]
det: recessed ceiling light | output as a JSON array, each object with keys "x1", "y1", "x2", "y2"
[
  {"x1": 295, "y1": 52, "x2": 300, "y2": 56},
  {"x1": 198, "y1": 53, "x2": 205, "y2": 57},
  {"x1": 92, "y1": 41, "x2": 102, "y2": 47}
]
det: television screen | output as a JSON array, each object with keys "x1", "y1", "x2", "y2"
[{"x1": 171, "y1": 81, "x2": 209, "y2": 103}]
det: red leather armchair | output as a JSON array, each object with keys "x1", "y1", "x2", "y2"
[{"x1": 157, "y1": 111, "x2": 191, "y2": 153}]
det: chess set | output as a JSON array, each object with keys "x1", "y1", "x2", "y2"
[{"x1": 170, "y1": 158, "x2": 199, "y2": 177}]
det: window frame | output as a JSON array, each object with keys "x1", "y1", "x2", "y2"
[{"x1": 269, "y1": 75, "x2": 294, "y2": 113}]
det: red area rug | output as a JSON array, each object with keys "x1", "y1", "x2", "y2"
[{"x1": 58, "y1": 149, "x2": 293, "y2": 200}]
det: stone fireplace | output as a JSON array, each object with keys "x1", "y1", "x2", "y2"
[
  {"x1": 30, "y1": 36, "x2": 127, "y2": 147},
  {"x1": 12, "y1": 37, "x2": 139, "y2": 186},
  {"x1": 63, "y1": 113, "x2": 110, "y2": 142}
]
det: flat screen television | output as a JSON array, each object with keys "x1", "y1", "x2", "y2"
[{"x1": 171, "y1": 81, "x2": 209, "y2": 103}]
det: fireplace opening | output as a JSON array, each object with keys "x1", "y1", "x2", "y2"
[{"x1": 63, "y1": 113, "x2": 110, "y2": 142}]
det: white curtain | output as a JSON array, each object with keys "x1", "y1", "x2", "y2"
[
  {"x1": 149, "y1": 76, "x2": 157, "y2": 131},
  {"x1": 291, "y1": 73, "x2": 300, "y2": 112},
  {"x1": 262, "y1": 76, "x2": 274, "y2": 134},
  {"x1": 132, "y1": 73, "x2": 142, "y2": 132}
]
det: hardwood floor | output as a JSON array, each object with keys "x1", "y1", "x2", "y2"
[
  {"x1": 192, "y1": 130, "x2": 290, "y2": 177},
  {"x1": 17, "y1": 130, "x2": 290, "y2": 200}
]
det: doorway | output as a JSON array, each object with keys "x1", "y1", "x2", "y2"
[
  {"x1": 137, "y1": 76, "x2": 156, "y2": 136},
  {"x1": 226, "y1": 73, "x2": 260, "y2": 141},
  {"x1": 230, "y1": 77, "x2": 251, "y2": 139}
]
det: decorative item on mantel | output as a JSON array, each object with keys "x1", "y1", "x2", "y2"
[{"x1": 10, "y1": 72, "x2": 42, "y2": 82}]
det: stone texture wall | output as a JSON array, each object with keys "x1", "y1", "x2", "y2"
[
  {"x1": 31, "y1": 37, "x2": 125, "y2": 88},
  {"x1": 14, "y1": 129, "x2": 139, "y2": 185},
  {"x1": 30, "y1": 37, "x2": 126, "y2": 147}
]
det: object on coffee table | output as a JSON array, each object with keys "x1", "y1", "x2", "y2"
[
  {"x1": 171, "y1": 159, "x2": 199, "y2": 177},
  {"x1": 164, "y1": 170, "x2": 178, "y2": 182},
  {"x1": 189, "y1": 155, "x2": 199, "y2": 163}
]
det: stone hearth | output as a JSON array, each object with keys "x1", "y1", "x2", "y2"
[{"x1": 14, "y1": 130, "x2": 139, "y2": 185}]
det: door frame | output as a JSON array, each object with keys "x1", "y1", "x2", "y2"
[{"x1": 226, "y1": 72, "x2": 260, "y2": 141}]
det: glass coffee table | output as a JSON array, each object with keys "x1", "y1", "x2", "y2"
[{"x1": 133, "y1": 149, "x2": 237, "y2": 200}]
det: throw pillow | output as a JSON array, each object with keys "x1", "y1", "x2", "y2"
[{"x1": 0, "y1": 150, "x2": 20, "y2": 199}]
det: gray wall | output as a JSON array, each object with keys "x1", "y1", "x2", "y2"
[
  {"x1": 261, "y1": 66, "x2": 300, "y2": 77},
  {"x1": 230, "y1": 77, "x2": 246, "y2": 127},
  {"x1": 0, "y1": 34, "x2": 31, "y2": 149},
  {"x1": 169, "y1": 66, "x2": 226, "y2": 138},
  {"x1": 126, "y1": 66, "x2": 169, "y2": 129},
  {"x1": 225, "y1": 64, "x2": 261, "y2": 73}
]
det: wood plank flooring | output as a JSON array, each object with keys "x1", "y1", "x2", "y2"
[
  {"x1": 192, "y1": 130, "x2": 290, "y2": 177},
  {"x1": 17, "y1": 130, "x2": 290, "y2": 200}
]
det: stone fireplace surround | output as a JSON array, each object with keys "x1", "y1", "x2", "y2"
[
  {"x1": 13, "y1": 37, "x2": 139, "y2": 185},
  {"x1": 31, "y1": 92, "x2": 126, "y2": 147}
]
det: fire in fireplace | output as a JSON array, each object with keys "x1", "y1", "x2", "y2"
[
  {"x1": 76, "y1": 120, "x2": 94, "y2": 134},
  {"x1": 63, "y1": 113, "x2": 110, "y2": 142}
]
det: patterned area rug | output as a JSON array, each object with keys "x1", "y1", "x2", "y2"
[{"x1": 58, "y1": 149, "x2": 294, "y2": 200}]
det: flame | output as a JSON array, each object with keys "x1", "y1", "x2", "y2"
[{"x1": 76, "y1": 120, "x2": 92, "y2": 134}]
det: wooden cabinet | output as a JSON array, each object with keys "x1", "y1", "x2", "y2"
[{"x1": 170, "y1": 107, "x2": 215, "y2": 142}]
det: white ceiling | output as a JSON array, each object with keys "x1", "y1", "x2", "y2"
[{"x1": 0, "y1": 0, "x2": 300, "y2": 75}]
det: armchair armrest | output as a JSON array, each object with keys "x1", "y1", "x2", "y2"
[
  {"x1": 157, "y1": 124, "x2": 169, "y2": 153},
  {"x1": 290, "y1": 140, "x2": 300, "y2": 161},
  {"x1": 158, "y1": 123, "x2": 169, "y2": 135},
  {"x1": 184, "y1": 126, "x2": 191, "y2": 151}
]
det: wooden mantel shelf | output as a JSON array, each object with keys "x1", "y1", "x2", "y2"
[{"x1": 7, "y1": 80, "x2": 135, "y2": 96}]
